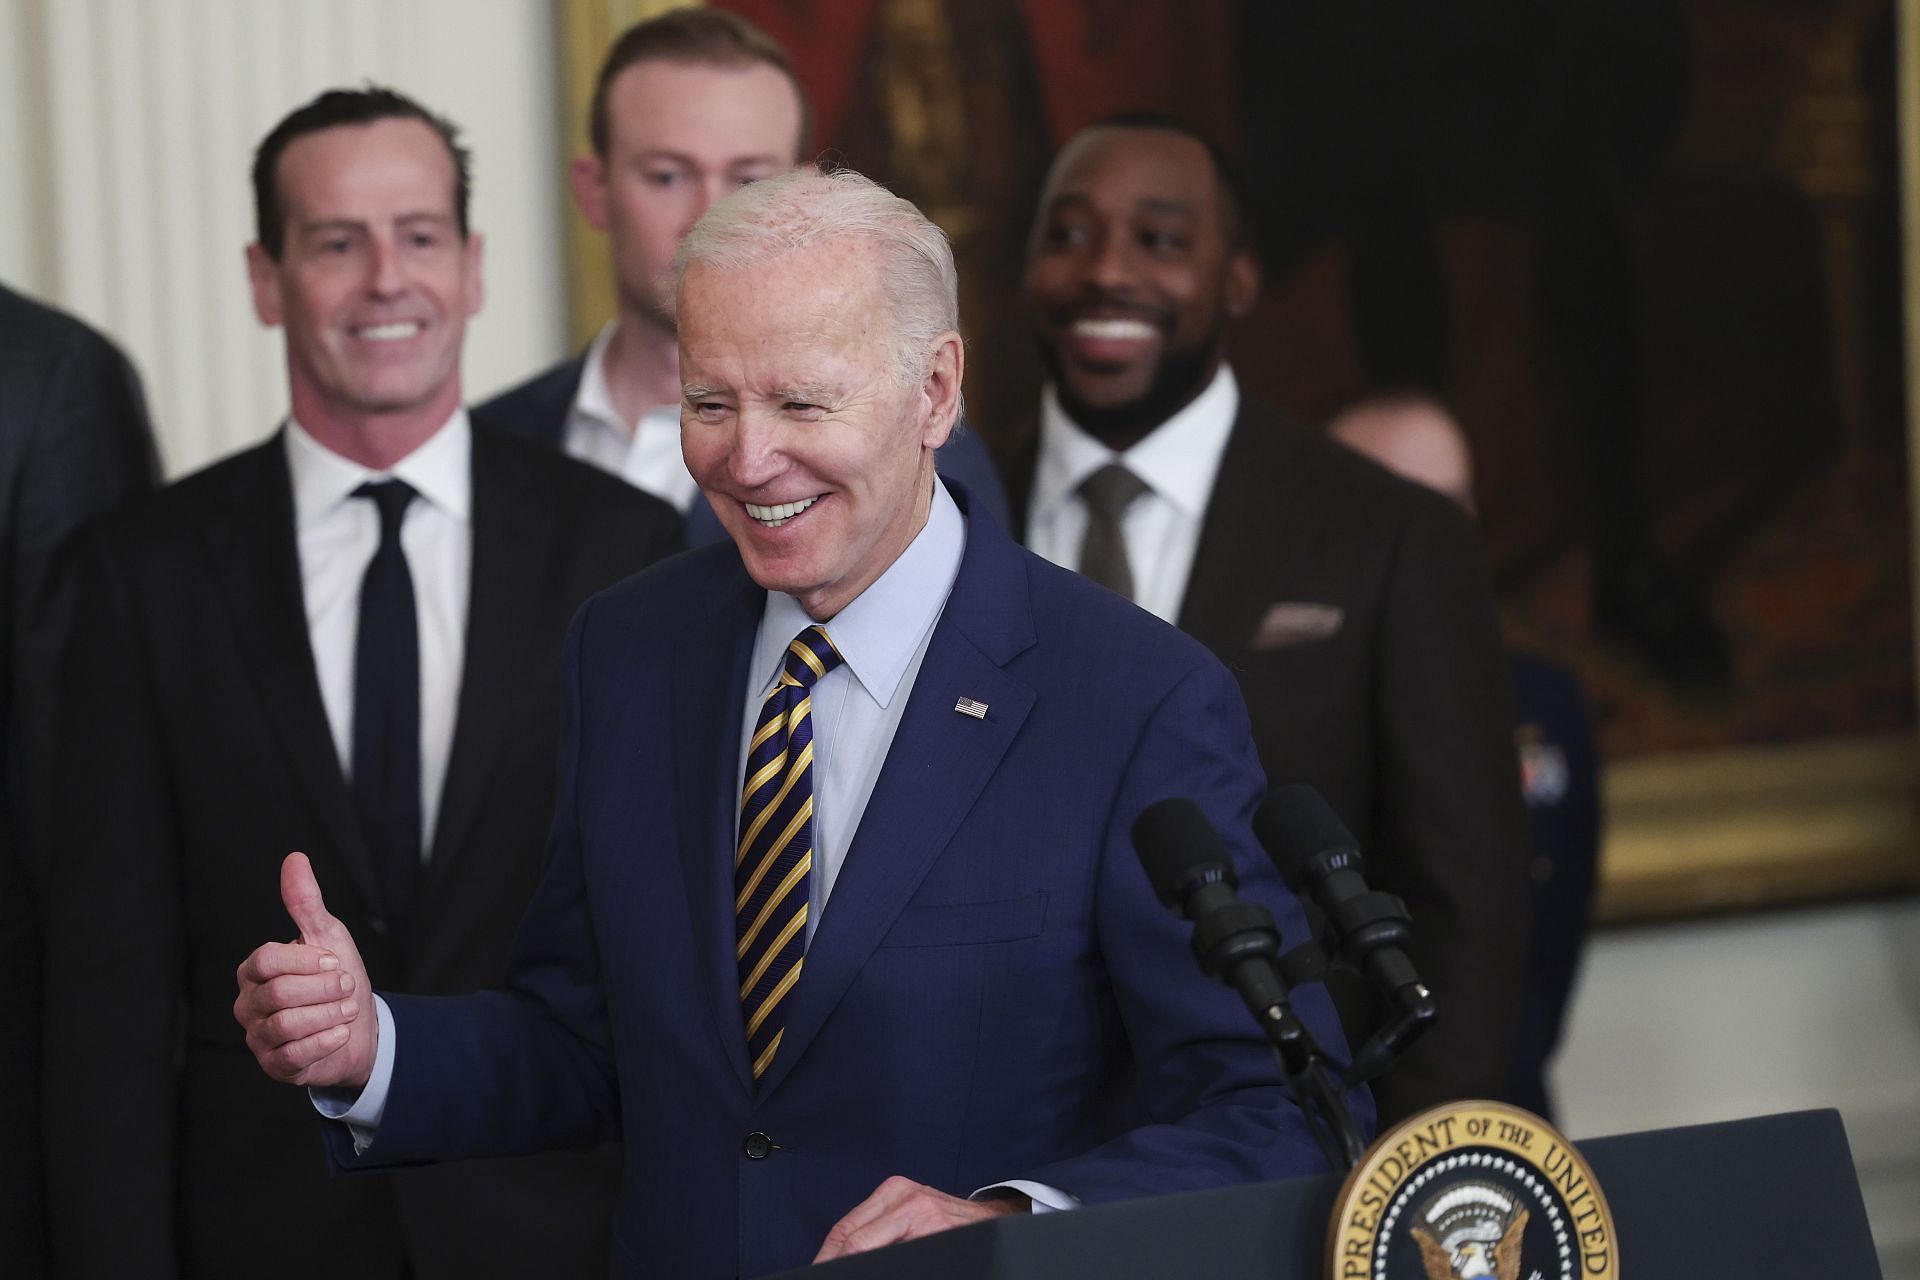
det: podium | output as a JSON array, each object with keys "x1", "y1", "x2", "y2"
[{"x1": 770, "y1": 1109, "x2": 1881, "y2": 1279}]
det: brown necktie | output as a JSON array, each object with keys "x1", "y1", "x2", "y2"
[{"x1": 1077, "y1": 463, "x2": 1149, "y2": 600}]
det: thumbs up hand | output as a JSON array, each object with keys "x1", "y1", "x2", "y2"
[{"x1": 233, "y1": 852, "x2": 378, "y2": 1089}]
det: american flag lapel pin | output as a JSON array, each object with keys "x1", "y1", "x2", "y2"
[{"x1": 953, "y1": 696, "x2": 989, "y2": 720}]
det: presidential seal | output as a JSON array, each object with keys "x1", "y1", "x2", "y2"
[{"x1": 1325, "y1": 1101, "x2": 1617, "y2": 1280}]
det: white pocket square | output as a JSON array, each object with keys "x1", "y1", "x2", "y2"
[{"x1": 1250, "y1": 602, "x2": 1345, "y2": 651}]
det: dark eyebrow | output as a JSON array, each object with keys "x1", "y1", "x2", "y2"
[
  {"x1": 1135, "y1": 198, "x2": 1198, "y2": 220},
  {"x1": 295, "y1": 218, "x2": 365, "y2": 238},
  {"x1": 1043, "y1": 192, "x2": 1198, "y2": 222},
  {"x1": 634, "y1": 149, "x2": 790, "y2": 171}
]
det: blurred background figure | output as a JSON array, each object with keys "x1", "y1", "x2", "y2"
[
  {"x1": 0, "y1": 282, "x2": 157, "y2": 1277},
  {"x1": 1331, "y1": 390, "x2": 1601, "y2": 1122},
  {"x1": 480, "y1": 7, "x2": 1009, "y2": 540}
]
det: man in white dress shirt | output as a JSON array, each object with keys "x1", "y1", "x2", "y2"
[
  {"x1": 1006, "y1": 115, "x2": 1531, "y2": 1126},
  {"x1": 39, "y1": 86, "x2": 679, "y2": 1279},
  {"x1": 478, "y1": 7, "x2": 1010, "y2": 540}
]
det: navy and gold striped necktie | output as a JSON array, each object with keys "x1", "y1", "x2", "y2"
[{"x1": 736, "y1": 624, "x2": 843, "y2": 1080}]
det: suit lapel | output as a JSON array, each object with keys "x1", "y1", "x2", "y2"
[
  {"x1": 1176, "y1": 405, "x2": 1317, "y2": 659},
  {"x1": 672, "y1": 565, "x2": 763, "y2": 1094},
  {"x1": 1002, "y1": 422, "x2": 1040, "y2": 542},
  {"x1": 203, "y1": 435, "x2": 380, "y2": 911},
  {"x1": 423, "y1": 433, "x2": 550, "y2": 884},
  {"x1": 756, "y1": 507, "x2": 1038, "y2": 1096}
]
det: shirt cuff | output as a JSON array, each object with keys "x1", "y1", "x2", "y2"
[
  {"x1": 971, "y1": 1180, "x2": 1079, "y2": 1214},
  {"x1": 308, "y1": 994, "x2": 396, "y2": 1155}
]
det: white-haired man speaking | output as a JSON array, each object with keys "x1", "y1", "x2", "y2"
[{"x1": 234, "y1": 169, "x2": 1365, "y2": 1277}]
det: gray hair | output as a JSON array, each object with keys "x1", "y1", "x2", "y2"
[{"x1": 670, "y1": 167, "x2": 961, "y2": 389}]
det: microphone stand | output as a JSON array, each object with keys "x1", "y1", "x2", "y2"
[{"x1": 1187, "y1": 901, "x2": 1368, "y2": 1173}]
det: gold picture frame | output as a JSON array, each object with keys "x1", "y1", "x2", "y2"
[{"x1": 554, "y1": 0, "x2": 1920, "y2": 923}]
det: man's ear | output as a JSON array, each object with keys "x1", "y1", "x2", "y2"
[
  {"x1": 245, "y1": 242, "x2": 283, "y2": 327},
  {"x1": 1225, "y1": 246, "x2": 1262, "y2": 321},
  {"x1": 918, "y1": 332, "x2": 964, "y2": 450},
  {"x1": 570, "y1": 155, "x2": 610, "y2": 232},
  {"x1": 464, "y1": 231, "x2": 486, "y2": 316}
]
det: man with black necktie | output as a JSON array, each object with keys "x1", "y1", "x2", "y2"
[{"x1": 38, "y1": 87, "x2": 680, "y2": 1279}]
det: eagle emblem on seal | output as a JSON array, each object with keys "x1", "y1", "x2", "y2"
[{"x1": 1410, "y1": 1180, "x2": 1529, "y2": 1280}]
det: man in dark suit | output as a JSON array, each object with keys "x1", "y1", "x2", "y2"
[
  {"x1": 478, "y1": 7, "x2": 1008, "y2": 543},
  {"x1": 1007, "y1": 117, "x2": 1530, "y2": 1125},
  {"x1": 232, "y1": 167, "x2": 1365, "y2": 1278},
  {"x1": 0, "y1": 285, "x2": 157, "y2": 1276},
  {"x1": 40, "y1": 88, "x2": 680, "y2": 1279},
  {"x1": 1329, "y1": 393, "x2": 1600, "y2": 1122}
]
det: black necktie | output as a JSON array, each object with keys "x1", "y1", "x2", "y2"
[{"x1": 351, "y1": 479, "x2": 421, "y2": 945}]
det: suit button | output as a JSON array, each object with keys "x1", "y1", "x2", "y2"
[{"x1": 743, "y1": 1131, "x2": 773, "y2": 1160}]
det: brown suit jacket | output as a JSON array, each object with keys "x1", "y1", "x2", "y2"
[{"x1": 1006, "y1": 398, "x2": 1530, "y2": 1124}]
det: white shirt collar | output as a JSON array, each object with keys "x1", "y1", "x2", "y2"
[
  {"x1": 285, "y1": 409, "x2": 473, "y2": 528},
  {"x1": 1033, "y1": 363, "x2": 1239, "y2": 523},
  {"x1": 755, "y1": 478, "x2": 966, "y2": 711},
  {"x1": 574, "y1": 320, "x2": 625, "y2": 435}
]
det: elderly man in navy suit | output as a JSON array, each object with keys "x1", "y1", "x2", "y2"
[{"x1": 234, "y1": 167, "x2": 1363, "y2": 1277}]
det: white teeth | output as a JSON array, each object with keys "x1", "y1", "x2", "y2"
[
  {"x1": 355, "y1": 322, "x2": 422, "y2": 341},
  {"x1": 1072, "y1": 318, "x2": 1156, "y2": 341},
  {"x1": 745, "y1": 495, "x2": 820, "y2": 526}
]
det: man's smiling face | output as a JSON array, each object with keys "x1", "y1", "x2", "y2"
[
  {"x1": 1023, "y1": 125, "x2": 1257, "y2": 447},
  {"x1": 247, "y1": 117, "x2": 482, "y2": 433},
  {"x1": 677, "y1": 238, "x2": 957, "y2": 620}
]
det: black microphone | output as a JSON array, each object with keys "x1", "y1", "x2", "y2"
[
  {"x1": 1133, "y1": 796, "x2": 1368, "y2": 1172},
  {"x1": 1254, "y1": 784, "x2": 1435, "y2": 1083},
  {"x1": 1131, "y1": 797, "x2": 1296, "y2": 1050}
]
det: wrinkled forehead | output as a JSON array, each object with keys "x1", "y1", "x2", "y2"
[
  {"x1": 678, "y1": 242, "x2": 895, "y2": 378},
  {"x1": 679, "y1": 235, "x2": 886, "y2": 321}
]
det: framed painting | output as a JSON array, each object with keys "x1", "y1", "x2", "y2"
[{"x1": 557, "y1": 0, "x2": 1920, "y2": 921}]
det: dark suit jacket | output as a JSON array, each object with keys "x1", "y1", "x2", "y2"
[
  {"x1": 331, "y1": 484, "x2": 1367, "y2": 1278},
  {"x1": 0, "y1": 285, "x2": 157, "y2": 1276},
  {"x1": 40, "y1": 426, "x2": 681, "y2": 1279},
  {"x1": 1006, "y1": 400, "x2": 1530, "y2": 1124},
  {"x1": 1507, "y1": 651, "x2": 1599, "y2": 1121},
  {"x1": 479, "y1": 354, "x2": 1014, "y2": 541}
]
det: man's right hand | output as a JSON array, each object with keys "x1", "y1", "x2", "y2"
[{"x1": 233, "y1": 852, "x2": 378, "y2": 1090}]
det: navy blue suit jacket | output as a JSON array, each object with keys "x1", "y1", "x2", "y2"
[
  {"x1": 339, "y1": 485, "x2": 1365, "y2": 1277},
  {"x1": 476, "y1": 356, "x2": 1013, "y2": 546}
]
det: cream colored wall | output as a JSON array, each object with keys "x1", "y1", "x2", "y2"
[
  {"x1": 0, "y1": 0, "x2": 568, "y2": 477},
  {"x1": 1554, "y1": 898, "x2": 1920, "y2": 1276},
  {"x1": 0, "y1": 0, "x2": 47, "y2": 293}
]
